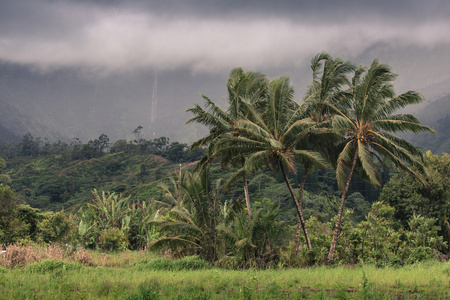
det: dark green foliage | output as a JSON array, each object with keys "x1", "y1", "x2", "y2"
[
  {"x1": 19, "y1": 133, "x2": 41, "y2": 157},
  {"x1": 346, "y1": 192, "x2": 371, "y2": 223},
  {"x1": 0, "y1": 188, "x2": 73, "y2": 245},
  {"x1": 0, "y1": 184, "x2": 29, "y2": 244},
  {"x1": 0, "y1": 185, "x2": 60, "y2": 245},
  {"x1": 37, "y1": 211, "x2": 72, "y2": 244},
  {"x1": 380, "y1": 152, "x2": 450, "y2": 254}
]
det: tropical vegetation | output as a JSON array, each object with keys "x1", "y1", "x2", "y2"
[{"x1": 1, "y1": 53, "x2": 448, "y2": 277}]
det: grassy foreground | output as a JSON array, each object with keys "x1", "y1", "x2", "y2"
[{"x1": 0, "y1": 250, "x2": 449, "y2": 299}]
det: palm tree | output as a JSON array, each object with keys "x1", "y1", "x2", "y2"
[
  {"x1": 186, "y1": 68, "x2": 267, "y2": 217},
  {"x1": 219, "y1": 76, "x2": 327, "y2": 250},
  {"x1": 326, "y1": 59, "x2": 435, "y2": 262},
  {"x1": 217, "y1": 202, "x2": 288, "y2": 268},
  {"x1": 150, "y1": 169, "x2": 222, "y2": 262},
  {"x1": 290, "y1": 53, "x2": 354, "y2": 252}
]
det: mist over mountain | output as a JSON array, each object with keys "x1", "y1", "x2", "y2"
[
  {"x1": 0, "y1": 62, "x2": 227, "y2": 143},
  {"x1": 0, "y1": 1, "x2": 449, "y2": 145},
  {"x1": 406, "y1": 94, "x2": 450, "y2": 154},
  {"x1": 1, "y1": 42, "x2": 449, "y2": 146}
]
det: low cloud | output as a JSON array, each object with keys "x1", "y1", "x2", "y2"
[{"x1": 1, "y1": 1, "x2": 450, "y2": 74}]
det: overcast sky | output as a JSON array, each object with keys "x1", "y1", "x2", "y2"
[{"x1": 2, "y1": 0, "x2": 450, "y2": 75}]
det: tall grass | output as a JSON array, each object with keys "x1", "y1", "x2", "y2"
[{"x1": 0, "y1": 245, "x2": 449, "y2": 299}]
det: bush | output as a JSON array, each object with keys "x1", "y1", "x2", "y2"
[
  {"x1": 405, "y1": 247, "x2": 438, "y2": 264},
  {"x1": 98, "y1": 228, "x2": 128, "y2": 252},
  {"x1": 37, "y1": 211, "x2": 72, "y2": 244}
]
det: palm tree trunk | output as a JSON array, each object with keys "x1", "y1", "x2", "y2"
[
  {"x1": 241, "y1": 158, "x2": 252, "y2": 218},
  {"x1": 294, "y1": 168, "x2": 310, "y2": 254},
  {"x1": 280, "y1": 162, "x2": 312, "y2": 250},
  {"x1": 243, "y1": 171, "x2": 252, "y2": 218},
  {"x1": 177, "y1": 164, "x2": 182, "y2": 207},
  {"x1": 327, "y1": 151, "x2": 358, "y2": 262},
  {"x1": 294, "y1": 215, "x2": 302, "y2": 253}
]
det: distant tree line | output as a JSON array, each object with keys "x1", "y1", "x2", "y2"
[{"x1": 0, "y1": 130, "x2": 205, "y2": 164}]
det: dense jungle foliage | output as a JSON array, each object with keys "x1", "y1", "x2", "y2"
[{"x1": 1, "y1": 53, "x2": 449, "y2": 269}]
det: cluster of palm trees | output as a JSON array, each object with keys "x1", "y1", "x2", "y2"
[{"x1": 183, "y1": 52, "x2": 433, "y2": 262}]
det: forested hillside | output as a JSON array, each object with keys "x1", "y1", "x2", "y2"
[
  {"x1": 0, "y1": 133, "x2": 205, "y2": 210},
  {"x1": 0, "y1": 131, "x2": 382, "y2": 220}
]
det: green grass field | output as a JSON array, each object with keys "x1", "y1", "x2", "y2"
[{"x1": 0, "y1": 249, "x2": 449, "y2": 299}]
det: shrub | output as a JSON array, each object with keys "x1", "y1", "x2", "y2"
[
  {"x1": 37, "y1": 211, "x2": 72, "y2": 244},
  {"x1": 98, "y1": 228, "x2": 128, "y2": 252},
  {"x1": 405, "y1": 247, "x2": 438, "y2": 264}
]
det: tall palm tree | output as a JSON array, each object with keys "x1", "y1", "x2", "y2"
[
  {"x1": 219, "y1": 76, "x2": 327, "y2": 250},
  {"x1": 326, "y1": 60, "x2": 435, "y2": 262},
  {"x1": 186, "y1": 68, "x2": 267, "y2": 217},
  {"x1": 290, "y1": 53, "x2": 354, "y2": 252}
]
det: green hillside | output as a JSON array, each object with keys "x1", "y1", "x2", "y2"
[
  {"x1": 0, "y1": 133, "x2": 383, "y2": 224},
  {"x1": 5, "y1": 152, "x2": 171, "y2": 211}
]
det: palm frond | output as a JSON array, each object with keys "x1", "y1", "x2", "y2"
[
  {"x1": 357, "y1": 140, "x2": 381, "y2": 187},
  {"x1": 336, "y1": 141, "x2": 355, "y2": 190},
  {"x1": 373, "y1": 115, "x2": 435, "y2": 134}
]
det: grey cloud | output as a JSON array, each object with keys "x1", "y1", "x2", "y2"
[{"x1": 1, "y1": 0, "x2": 450, "y2": 74}]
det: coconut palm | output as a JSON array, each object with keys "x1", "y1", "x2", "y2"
[
  {"x1": 219, "y1": 76, "x2": 327, "y2": 250},
  {"x1": 186, "y1": 68, "x2": 267, "y2": 217},
  {"x1": 290, "y1": 53, "x2": 354, "y2": 252},
  {"x1": 326, "y1": 59, "x2": 435, "y2": 262}
]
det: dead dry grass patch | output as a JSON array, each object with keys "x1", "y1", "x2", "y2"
[{"x1": 0, "y1": 244, "x2": 94, "y2": 268}]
